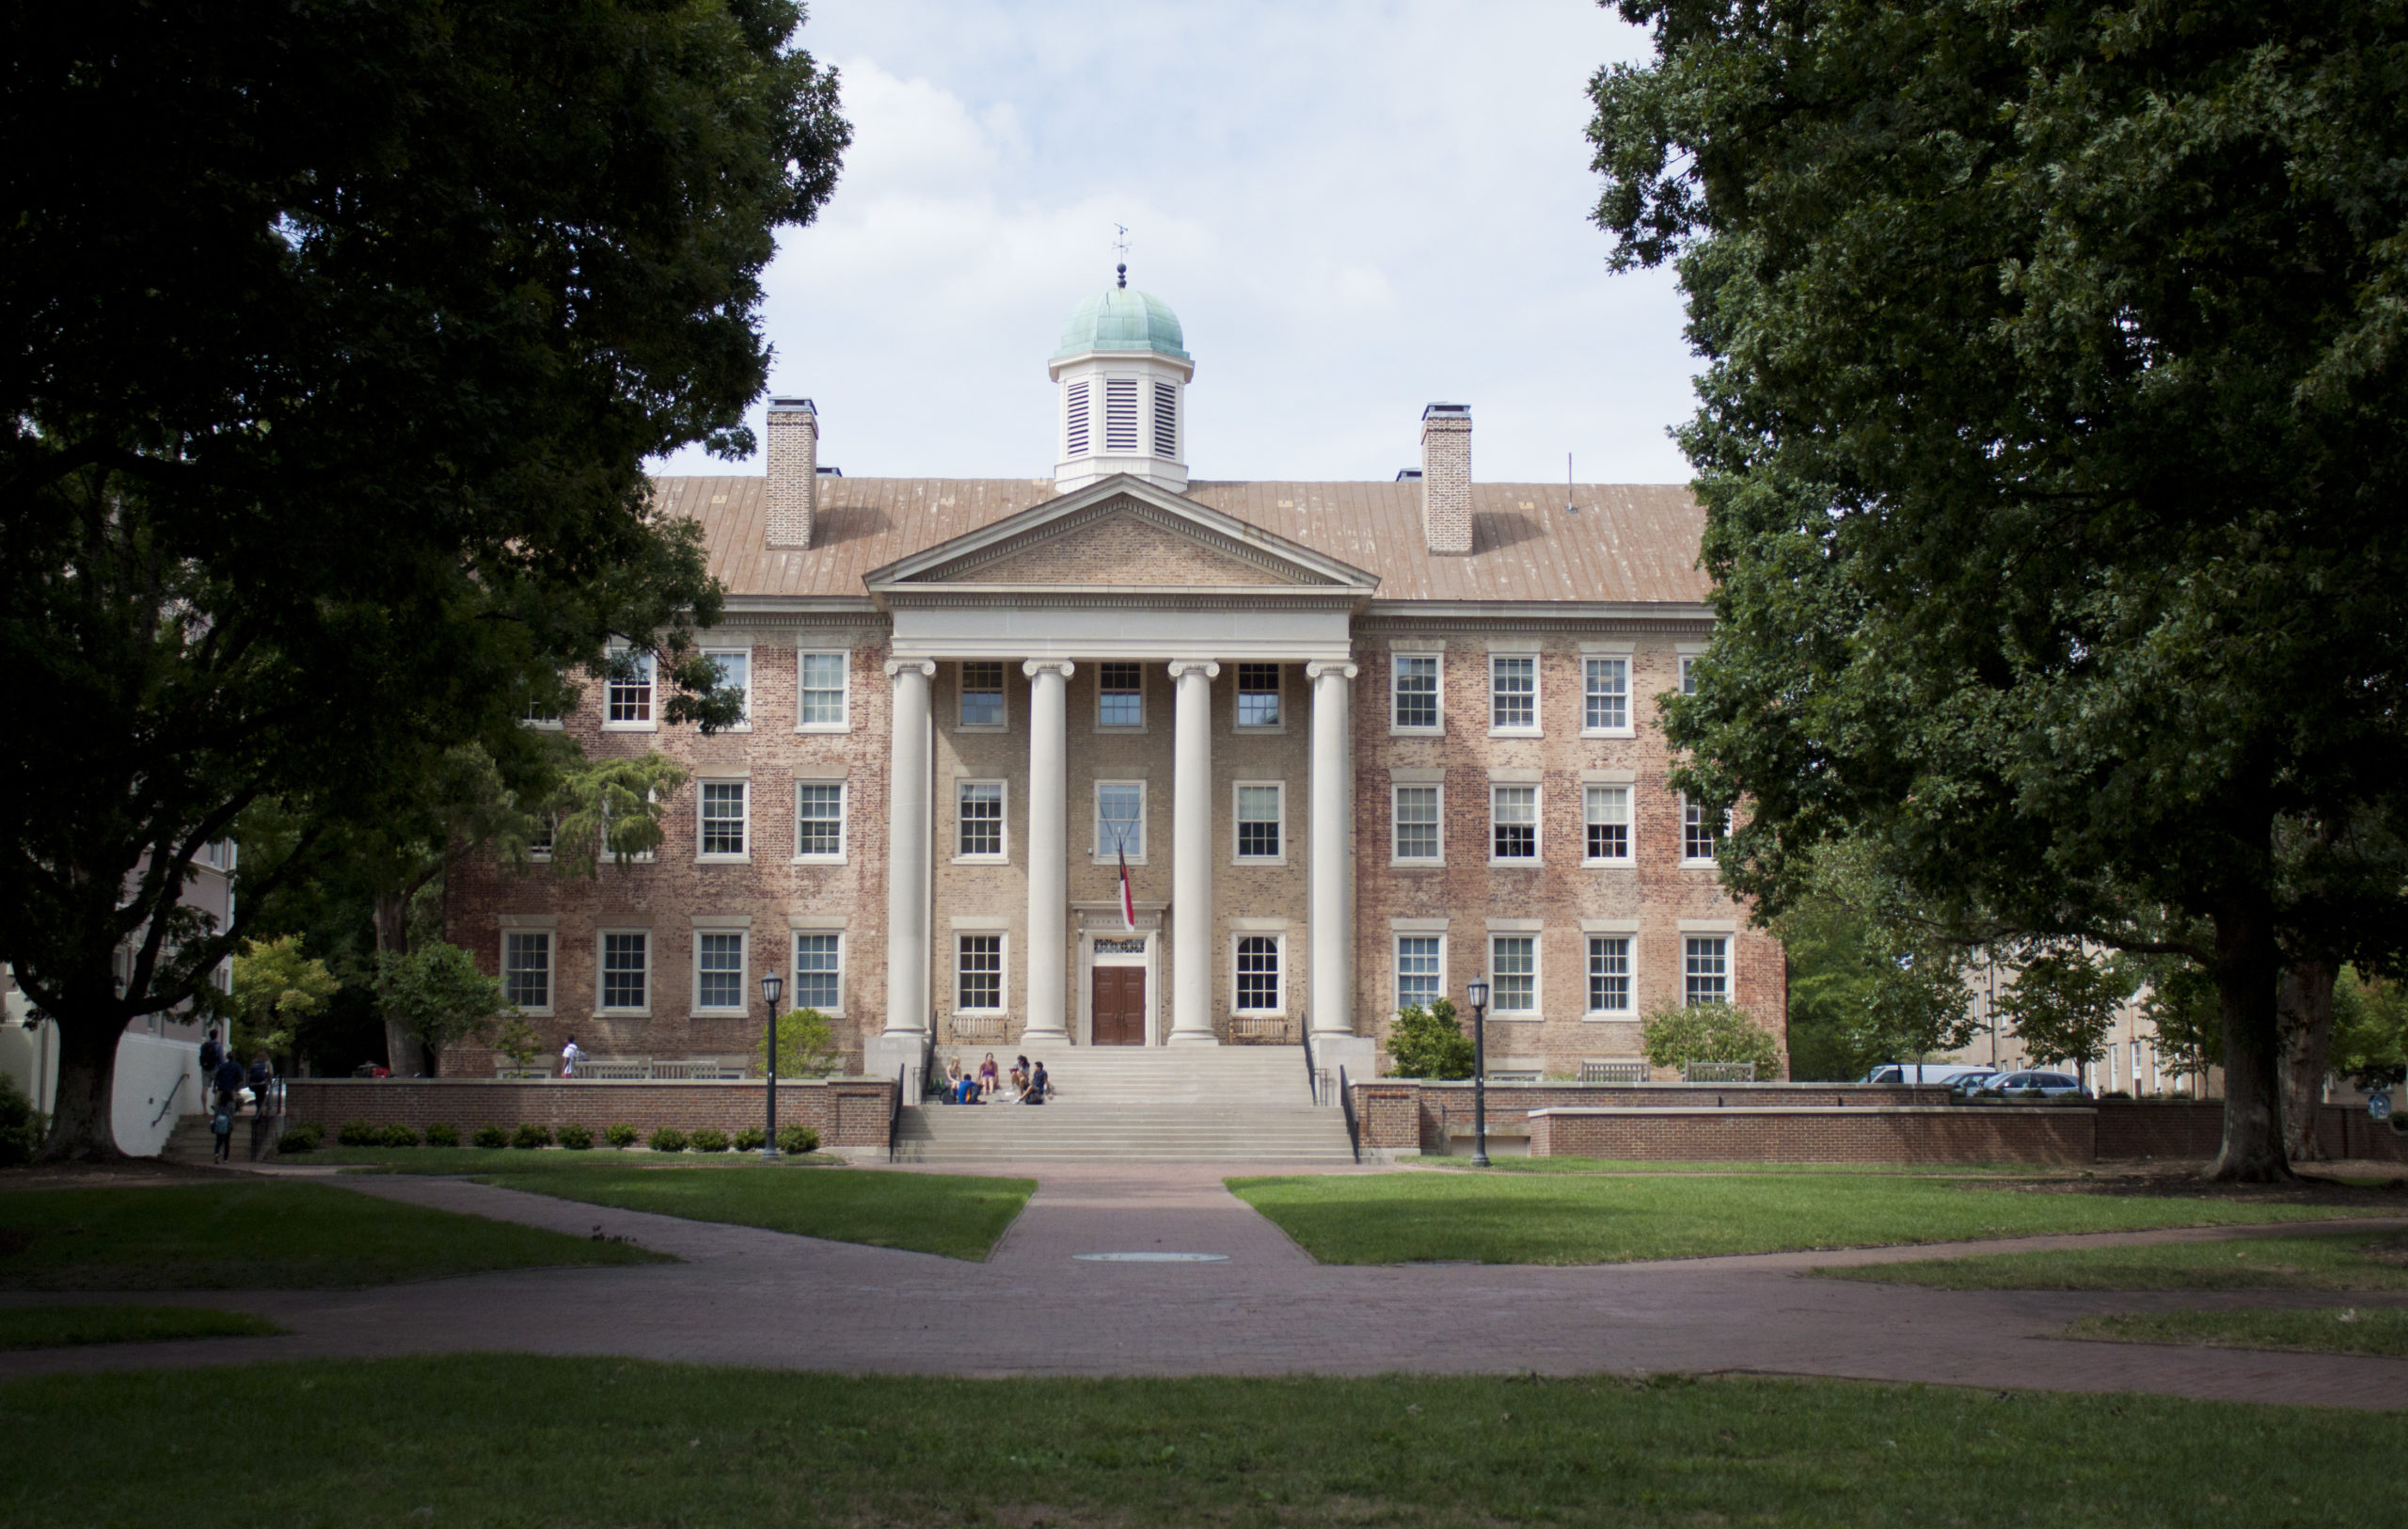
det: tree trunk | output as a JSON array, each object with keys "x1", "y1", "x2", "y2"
[
  {"x1": 2207, "y1": 895, "x2": 2292, "y2": 1182},
  {"x1": 38, "y1": 1006, "x2": 127, "y2": 1162},
  {"x1": 2277, "y1": 960, "x2": 2337, "y2": 1163},
  {"x1": 370, "y1": 890, "x2": 423, "y2": 1077}
]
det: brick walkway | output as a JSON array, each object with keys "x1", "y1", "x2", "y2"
[{"x1": 3, "y1": 1161, "x2": 2403, "y2": 1410}]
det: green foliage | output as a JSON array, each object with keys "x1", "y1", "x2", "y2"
[
  {"x1": 732, "y1": 1128, "x2": 766, "y2": 1152},
  {"x1": 1640, "y1": 1002, "x2": 1782, "y2": 1075},
  {"x1": 1996, "y1": 950, "x2": 2139, "y2": 1069},
  {"x1": 544, "y1": 755, "x2": 694, "y2": 878},
  {"x1": 422, "y1": 1123, "x2": 460, "y2": 1149},
  {"x1": 228, "y1": 936, "x2": 341, "y2": 1060},
  {"x1": 488, "y1": 1016, "x2": 543, "y2": 1072},
  {"x1": 1773, "y1": 840, "x2": 1978, "y2": 1078},
  {"x1": 472, "y1": 1124, "x2": 510, "y2": 1151},
  {"x1": 752, "y1": 1008, "x2": 842, "y2": 1078},
  {"x1": 374, "y1": 1123, "x2": 420, "y2": 1150},
  {"x1": 777, "y1": 1125, "x2": 820, "y2": 1155},
  {"x1": 1384, "y1": 999, "x2": 1473, "y2": 1079},
  {"x1": 372, "y1": 945, "x2": 509, "y2": 1068},
  {"x1": 0, "y1": 1075, "x2": 47, "y2": 1167},
  {"x1": 688, "y1": 1128, "x2": 730, "y2": 1154},
  {"x1": 277, "y1": 1122, "x2": 324, "y2": 1155},
  {"x1": 2332, "y1": 967, "x2": 2408, "y2": 1089},
  {"x1": 510, "y1": 1123, "x2": 551, "y2": 1151},
  {"x1": 604, "y1": 1124, "x2": 640, "y2": 1150},
  {"x1": 337, "y1": 1122, "x2": 376, "y2": 1148},
  {"x1": 647, "y1": 1127, "x2": 689, "y2": 1154},
  {"x1": 556, "y1": 1124, "x2": 594, "y2": 1151},
  {"x1": 2137, "y1": 956, "x2": 2226, "y2": 1082}
]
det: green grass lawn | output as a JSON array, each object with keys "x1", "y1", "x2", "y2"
[
  {"x1": 0, "y1": 1183, "x2": 671, "y2": 1289},
  {"x1": 2064, "y1": 1306, "x2": 2408, "y2": 1359},
  {"x1": 290, "y1": 1145, "x2": 847, "y2": 1172},
  {"x1": 0, "y1": 1355, "x2": 2384, "y2": 1527},
  {"x1": 1418, "y1": 1156, "x2": 2041, "y2": 1175},
  {"x1": 0, "y1": 1304, "x2": 287, "y2": 1349},
  {"x1": 1227, "y1": 1172, "x2": 2383, "y2": 1265},
  {"x1": 1819, "y1": 1228, "x2": 2408, "y2": 1291}
]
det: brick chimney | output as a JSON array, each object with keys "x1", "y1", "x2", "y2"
[
  {"x1": 766, "y1": 397, "x2": 817, "y2": 549},
  {"x1": 1419, "y1": 403, "x2": 1472, "y2": 555}
]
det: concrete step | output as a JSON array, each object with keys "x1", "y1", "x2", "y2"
[{"x1": 892, "y1": 1099, "x2": 1356, "y2": 1164}]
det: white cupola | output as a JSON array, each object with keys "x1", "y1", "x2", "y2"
[{"x1": 1049, "y1": 266, "x2": 1193, "y2": 494}]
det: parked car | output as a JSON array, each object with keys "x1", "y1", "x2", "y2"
[
  {"x1": 1972, "y1": 1071, "x2": 2085, "y2": 1099},
  {"x1": 1944, "y1": 1070, "x2": 2001, "y2": 1098},
  {"x1": 1861, "y1": 1063, "x2": 1996, "y2": 1087}
]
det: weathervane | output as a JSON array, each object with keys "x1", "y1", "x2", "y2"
[{"x1": 1114, "y1": 223, "x2": 1129, "y2": 288}]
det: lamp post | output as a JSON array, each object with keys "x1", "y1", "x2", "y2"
[
  {"x1": 760, "y1": 970, "x2": 784, "y2": 1160},
  {"x1": 1465, "y1": 978, "x2": 1491, "y2": 1168}
]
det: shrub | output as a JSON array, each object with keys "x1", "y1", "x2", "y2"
[
  {"x1": 375, "y1": 1123, "x2": 420, "y2": 1149},
  {"x1": 1640, "y1": 1001, "x2": 1782, "y2": 1075},
  {"x1": 604, "y1": 1123, "x2": 640, "y2": 1150},
  {"x1": 472, "y1": 1123, "x2": 510, "y2": 1150},
  {"x1": 557, "y1": 1123, "x2": 594, "y2": 1150},
  {"x1": 276, "y1": 1121, "x2": 324, "y2": 1155},
  {"x1": 511, "y1": 1123, "x2": 552, "y2": 1150},
  {"x1": 0, "y1": 1074, "x2": 45, "y2": 1166},
  {"x1": 337, "y1": 1120, "x2": 376, "y2": 1147},
  {"x1": 688, "y1": 1126, "x2": 730, "y2": 1153},
  {"x1": 1384, "y1": 999, "x2": 1473, "y2": 1079},
  {"x1": 647, "y1": 1127, "x2": 688, "y2": 1153},
  {"x1": 777, "y1": 1124, "x2": 820, "y2": 1155},
  {"x1": 753, "y1": 1007, "x2": 842, "y2": 1078},
  {"x1": 423, "y1": 1123, "x2": 460, "y2": 1148},
  {"x1": 732, "y1": 1127, "x2": 766, "y2": 1152}
]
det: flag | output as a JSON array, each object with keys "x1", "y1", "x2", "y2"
[{"x1": 1117, "y1": 847, "x2": 1136, "y2": 931}]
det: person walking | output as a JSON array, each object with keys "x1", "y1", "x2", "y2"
[
  {"x1": 245, "y1": 1053, "x2": 275, "y2": 1113},
  {"x1": 210, "y1": 1098, "x2": 234, "y2": 1162},
  {"x1": 561, "y1": 1036, "x2": 587, "y2": 1078},
  {"x1": 198, "y1": 1028, "x2": 224, "y2": 1076},
  {"x1": 213, "y1": 1051, "x2": 246, "y2": 1115}
]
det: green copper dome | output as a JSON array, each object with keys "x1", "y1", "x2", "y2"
[{"x1": 1053, "y1": 286, "x2": 1189, "y2": 363}]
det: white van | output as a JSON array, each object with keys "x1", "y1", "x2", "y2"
[{"x1": 1861, "y1": 1063, "x2": 1995, "y2": 1087}]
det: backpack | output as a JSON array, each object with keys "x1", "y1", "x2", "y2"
[{"x1": 211, "y1": 1109, "x2": 232, "y2": 1137}]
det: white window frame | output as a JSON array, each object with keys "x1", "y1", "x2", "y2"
[
  {"x1": 796, "y1": 649, "x2": 851, "y2": 733},
  {"x1": 955, "y1": 931, "x2": 1007, "y2": 1014},
  {"x1": 1488, "y1": 933, "x2": 1540, "y2": 1015},
  {"x1": 522, "y1": 697, "x2": 564, "y2": 731},
  {"x1": 596, "y1": 929, "x2": 652, "y2": 1015},
  {"x1": 1585, "y1": 934, "x2": 1633, "y2": 1017},
  {"x1": 1582, "y1": 656, "x2": 1633, "y2": 736},
  {"x1": 1682, "y1": 797, "x2": 1725, "y2": 867},
  {"x1": 702, "y1": 646, "x2": 753, "y2": 731},
  {"x1": 526, "y1": 814, "x2": 556, "y2": 863},
  {"x1": 1233, "y1": 662, "x2": 1284, "y2": 732},
  {"x1": 503, "y1": 931, "x2": 552, "y2": 1014},
  {"x1": 791, "y1": 930, "x2": 845, "y2": 1016},
  {"x1": 1394, "y1": 932, "x2": 1447, "y2": 1013},
  {"x1": 1095, "y1": 661, "x2": 1149, "y2": 732},
  {"x1": 1684, "y1": 934, "x2": 1730, "y2": 1006},
  {"x1": 956, "y1": 779, "x2": 1009, "y2": 863},
  {"x1": 1583, "y1": 784, "x2": 1632, "y2": 866},
  {"x1": 1489, "y1": 783, "x2": 1541, "y2": 866},
  {"x1": 1390, "y1": 652, "x2": 1443, "y2": 734},
  {"x1": 692, "y1": 929, "x2": 749, "y2": 1016},
  {"x1": 1680, "y1": 654, "x2": 1702, "y2": 695},
  {"x1": 1093, "y1": 779, "x2": 1148, "y2": 865},
  {"x1": 1391, "y1": 782, "x2": 1444, "y2": 867},
  {"x1": 1230, "y1": 932, "x2": 1286, "y2": 1015},
  {"x1": 793, "y1": 780, "x2": 848, "y2": 864},
  {"x1": 697, "y1": 779, "x2": 750, "y2": 862},
  {"x1": 1488, "y1": 653, "x2": 1540, "y2": 736},
  {"x1": 602, "y1": 649, "x2": 657, "y2": 732},
  {"x1": 957, "y1": 661, "x2": 1008, "y2": 731},
  {"x1": 1232, "y1": 780, "x2": 1286, "y2": 866}
]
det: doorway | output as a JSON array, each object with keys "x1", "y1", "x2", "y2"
[{"x1": 1091, "y1": 965, "x2": 1147, "y2": 1045}]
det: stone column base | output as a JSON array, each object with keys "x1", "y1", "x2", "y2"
[
  {"x1": 1165, "y1": 1029, "x2": 1222, "y2": 1047},
  {"x1": 1310, "y1": 1033, "x2": 1378, "y2": 1082},
  {"x1": 864, "y1": 1033, "x2": 927, "y2": 1103}
]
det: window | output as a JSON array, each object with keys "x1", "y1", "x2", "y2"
[
  {"x1": 1152, "y1": 379, "x2": 1178, "y2": 457},
  {"x1": 1683, "y1": 799, "x2": 1723, "y2": 863},
  {"x1": 1491, "y1": 785, "x2": 1538, "y2": 863},
  {"x1": 1584, "y1": 785, "x2": 1630, "y2": 863},
  {"x1": 1234, "y1": 783, "x2": 1283, "y2": 861},
  {"x1": 1097, "y1": 781, "x2": 1145, "y2": 860},
  {"x1": 1490, "y1": 935, "x2": 1537, "y2": 1013},
  {"x1": 1393, "y1": 785, "x2": 1441, "y2": 863},
  {"x1": 600, "y1": 932, "x2": 649, "y2": 1011},
  {"x1": 1680, "y1": 655, "x2": 1700, "y2": 695},
  {"x1": 699, "y1": 781, "x2": 748, "y2": 858},
  {"x1": 1104, "y1": 377, "x2": 1140, "y2": 453},
  {"x1": 1490, "y1": 655, "x2": 1537, "y2": 731},
  {"x1": 1583, "y1": 657, "x2": 1629, "y2": 731},
  {"x1": 798, "y1": 651, "x2": 849, "y2": 730},
  {"x1": 695, "y1": 932, "x2": 745, "y2": 1012},
  {"x1": 957, "y1": 782, "x2": 1006, "y2": 860},
  {"x1": 957, "y1": 933, "x2": 1004, "y2": 1011},
  {"x1": 1098, "y1": 662, "x2": 1144, "y2": 728},
  {"x1": 1236, "y1": 663, "x2": 1281, "y2": 727},
  {"x1": 958, "y1": 661, "x2": 1006, "y2": 728},
  {"x1": 1684, "y1": 935, "x2": 1729, "y2": 1005},
  {"x1": 1393, "y1": 654, "x2": 1439, "y2": 730},
  {"x1": 1065, "y1": 378, "x2": 1090, "y2": 456},
  {"x1": 527, "y1": 815, "x2": 555, "y2": 862},
  {"x1": 794, "y1": 932, "x2": 843, "y2": 1012},
  {"x1": 1587, "y1": 936, "x2": 1631, "y2": 1014},
  {"x1": 704, "y1": 648, "x2": 752, "y2": 728},
  {"x1": 1396, "y1": 935, "x2": 1443, "y2": 1011},
  {"x1": 503, "y1": 932, "x2": 550, "y2": 1011},
  {"x1": 522, "y1": 696, "x2": 562, "y2": 729},
  {"x1": 795, "y1": 782, "x2": 846, "y2": 860},
  {"x1": 606, "y1": 651, "x2": 655, "y2": 727},
  {"x1": 1234, "y1": 935, "x2": 1282, "y2": 1012}
]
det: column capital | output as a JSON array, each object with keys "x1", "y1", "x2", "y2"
[
  {"x1": 1165, "y1": 659, "x2": 1221, "y2": 681},
  {"x1": 883, "y1": 658, "x2": 938, "y2": 680},
  {"x1": 1305, "y1": 660, "x2": 1360, "y2": 682},
  {"x1": 1021, "y1": 659, "x2": 1077, "y2": 680}
]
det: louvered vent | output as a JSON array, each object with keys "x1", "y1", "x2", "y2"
[
  {"x1": 1065, "y1": 380, "x2": 1090, "y2": 457},
  {"x1": 1103, "y1": 377, "x2": 1140, "y2": 453},
  {"x1": 1151, "y1": 380, "x2": 1178, "y2": 458}
]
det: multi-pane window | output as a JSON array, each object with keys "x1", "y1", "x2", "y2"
[
  {"x1": 1587, "y1": 936, "x2": 1631, "y2": 1013},
  {"x1": 1491, "y1": 785, "x2": 1538, "y2": 862},
  {"x1": 527, "y1": 815, "x2": 555, "y2": 862},
  {"x1": 704, "y1": 649, "x2": 751, "y2": 727},
  {"x1": 700, "y1": 781, "x2": 748, "y2": 857},
  {"x1": 1396, "y1": 935, "x2": 1442, "y2": 1011},
  {"x1": 1685, "y1": 935, "x2": 1729, "y2": 1005},
  {"x1": 1236, "y1": 663, "x2": 1281, "y2": 727},
  {"x1": 1683, "y1": 799, "x2": 1723, "y2": 862},
  {"x1": 1098, "y1": 662, "x2": 1144, "y2": 727},
  {"x1": 794, "y1": 932, "x2": 842, "y2": 1011},
  {"x1": 1491, "y1": 935, "x2": 1537, "y2": 1013},
  {"x1": 1490, "y1": 655, "x2": 1536, "y2": 731},
  {"x1": 1393, "y1": 655, "x2": 1439, "y2": 729},
  {"x1": 600, "y1": 932, "x2": 649, "y2": 1011},
  {"x1": 1097, "y1": 782, "x2": 1144, "y2": 859},
  {"x1": 957, "y1": 934, "x2": 1004, "y2": 1011},
  {"x1": 1394, "y1": 785, "x2": 1441, "y2": 862},
  {"x1": 1681, "y1": 656, "x2": 1700, "y2": 695},
  {"x1": 503, "y1": 932, "x2": 550, "y2": 1011},
  {"x1": 1584, "y1": 657, "x2": 1629, "y2": 730},
  {"x1": 959, "y1": 662, "x2": 1006, "y2": 727},
  {"x1": 798, "y1": 651, "x2": 848, "y2": 728},
  {"x1": 1234, "y1": 935, "x2": 1281, "y2": 1011},
  {"x1": 1235, "y1": 784, "x2": 1282, "y2": 860},
  {"x1": 606, "y1": 652, "x2": 654, "y2": 725},
  {"x1": 1584, "y1": 785, "x2": 1630, "y2": 863},
  {"x1": 958, "y1": 782, "x2": 1005, "y2": 859},
  {"x1": 696, "y1": 932, "x2": 745, "y2": 1011},
  {"x1": 795, "y1": 783, "x2": 845, "y2": 858}
]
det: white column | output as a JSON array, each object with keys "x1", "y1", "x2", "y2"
[
  {"x1": 1166, "y1": 658, "x2": 1220, "y2": 1046},
  {"x1": 1022, "y1": 660, "x2": 1075, "y2": 1043},
  {"x1": 879, "y1": 660, "x2": 936, "y2": 1052},
  {"x1": 1307, "y1": 661, "x2": 1358, "y2": 1041}
]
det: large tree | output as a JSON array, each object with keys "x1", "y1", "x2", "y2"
[
  {"x1": 1591, "y1": 0, "x2": 2408, "y2": 1177},
  {"x1": 1, "y1": 0, "x2": 848, "y2": 1156}
]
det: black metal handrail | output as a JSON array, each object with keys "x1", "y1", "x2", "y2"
[
  {"x1": 149, "y1": 1073, "x2": 187, "y2": 1128},
  {"x1": 1298, "y1": 1012, "x2": 1316, "y2": 1104},
  {"x1": 1338, "y1": 1064, "x2": 1360, "y2": 1164},
  {"x1": 888, "y1": 1064, "x2": 906, "y2": 1163}
]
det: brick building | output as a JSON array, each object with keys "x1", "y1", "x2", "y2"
[{"x1": 446, "y1": 278, "x2": 1783, "y2": 1087}]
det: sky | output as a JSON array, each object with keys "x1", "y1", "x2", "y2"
[{"x1": 648, "y1": 0, "x2": 1698, "y2": 486}]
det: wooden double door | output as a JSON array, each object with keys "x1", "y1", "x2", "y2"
[{"x1": 1090, "y1": 965, "x2": 1147, "y2": 1045}]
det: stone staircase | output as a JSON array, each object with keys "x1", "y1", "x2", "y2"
[
  {"x1": 894, "y1": 1046, "x2": 1355, "y2": 1163},
  {"x1": 158, "y1": 1110, "x2": 281, "y2": 1166}
]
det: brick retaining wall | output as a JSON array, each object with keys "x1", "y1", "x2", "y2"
[
  {"x1": 1527, "y1": 1106, "x2": 2096, "y2": 1165},
  {"x1": 2092, "y1": 1099, "x2": 2408, "y2": 1163},
  {"x1": 285, "y1": 1078, "x2": 896, "y2": 1148},
  {"x1": 1357, "y1": 1081, "x2": 1951, "y2": 1155}
]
